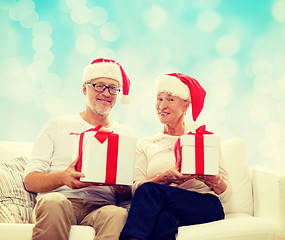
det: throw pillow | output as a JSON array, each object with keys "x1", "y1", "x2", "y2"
[{"x1": 0, "y1": 156, "x2": 36, "y2": 223}]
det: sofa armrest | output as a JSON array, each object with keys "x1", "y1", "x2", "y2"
[{"x1": 251, "y1": 165, "x2": 285, "y2": 234}]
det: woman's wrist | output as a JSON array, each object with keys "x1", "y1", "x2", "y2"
[{"x1": 211, "y1": 179, "x2": 227, "y2": 195}]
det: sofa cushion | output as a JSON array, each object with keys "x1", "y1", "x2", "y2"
[
  {"x1": 221, "y1": 138, "x2": 253, "y2": 215},
  {"x1": 0, "y1": 157, "x2": 36, "y2": 223}
]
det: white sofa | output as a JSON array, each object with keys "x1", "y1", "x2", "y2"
[{"x1": 0, "y1": 139, "x2": 284, "y2": 240}]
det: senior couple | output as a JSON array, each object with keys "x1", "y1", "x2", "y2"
[{"x1": 24, "y1": 58, "x2": 232, "y2": 240}]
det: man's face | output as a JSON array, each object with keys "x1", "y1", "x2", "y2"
[{"x1": 83, "y1": 77, "x2": 119, "y2": 116}]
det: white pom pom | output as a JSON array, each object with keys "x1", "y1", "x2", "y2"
[{"x1": 121, "y1": 95, "x2": 130, "y2": 104}]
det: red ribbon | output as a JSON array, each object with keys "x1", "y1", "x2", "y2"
[
  {"x1": 71, "y1": 124, "x2": 119, "y2": 185},
  {"x1": 175, "y1": 125, "x2": 213, "y2": 174}
]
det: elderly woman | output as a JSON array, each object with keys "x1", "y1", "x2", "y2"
[{"x1": 119, "y1": 73, "x2": 232, "y2": 240}]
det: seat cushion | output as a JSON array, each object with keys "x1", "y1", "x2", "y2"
[
  {"x1": 0, "y1": 157, "x2": 36, "y2": 223},
  {"x1": 176, "y1": 214, "x2": 279, "y2": 240},
  {"x1": 0, "y1": 223, "x2": 95, "y2": 240}
]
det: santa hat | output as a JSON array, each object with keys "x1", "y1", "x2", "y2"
[
  {"x1": 82, "y1": 58, "x2": 130, "y2": 104},
  {"x1": 156, "y1": 73, "x2": 206, "y2": 121}
]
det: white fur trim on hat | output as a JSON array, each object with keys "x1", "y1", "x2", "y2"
[
  {"x1": 156, "y1": 75, "x2": 190, "y2": 100},
  {"x1": 82, "y1": 62, "x2": 123, "y2": 86}
]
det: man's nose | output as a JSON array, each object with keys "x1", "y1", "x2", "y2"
[{"x1": 101, "y1": 87, "x2": 111, "y2": 96}]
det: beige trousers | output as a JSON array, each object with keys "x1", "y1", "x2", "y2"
[{"x1": 31, "y1": 192, "x2": 128, "y2": 240}]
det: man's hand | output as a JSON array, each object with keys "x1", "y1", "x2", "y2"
[{"x1": 62, "y1": 158, "x2": 92, "y2": 189}]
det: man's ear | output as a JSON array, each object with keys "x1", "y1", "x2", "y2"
[{"x1": 83, "y1": 84, "x2": 87, "y2": 96}]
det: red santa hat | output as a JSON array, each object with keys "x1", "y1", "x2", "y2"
[
  {"x1": 82, "y1": 58, "x2": 131, "y2": 104},
  {"x1": 156, "y1": 73, "x2": 206, "y2": 121}
]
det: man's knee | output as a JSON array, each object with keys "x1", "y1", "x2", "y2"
[
  {"x1": 99, "y1": 205, "x2": 128, "y2": 220},
  {"x1": 34, "y1": 193, "x2": 72, "y2": 218}
]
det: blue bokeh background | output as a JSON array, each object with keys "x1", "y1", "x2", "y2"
[{"x1": 1, "y1": 0, "x2": 285, "y2": 170}]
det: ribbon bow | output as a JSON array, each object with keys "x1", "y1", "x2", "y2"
[
  {"x1": 187, "y1": 125, "x2": 213, "y2": 136},
  {"x1": 71, "y1": 124, "x2": 115, "y2": 173},
  {"x1": 175, "y1": 125, "x2": 213, "y2": 174}
]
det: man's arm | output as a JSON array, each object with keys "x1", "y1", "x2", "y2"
[{"x1": 24, "y1": 159, "x2": 91, "y2": 193}]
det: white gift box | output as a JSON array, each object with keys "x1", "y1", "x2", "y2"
[
  {"x1": 180, "y1": 134, "x2": 220, "y2": 175},
  {"x1": 77, "y1": 130, "x2": 136, "y2": 185}
]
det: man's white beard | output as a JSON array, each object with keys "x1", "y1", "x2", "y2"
[{"x1": 87, "y1": 99, "x2": 112, "y2": 116}]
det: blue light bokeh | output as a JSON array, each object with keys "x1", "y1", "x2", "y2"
[{"x1": 0, "y1": 0, "x2": 285, "y2": 170}]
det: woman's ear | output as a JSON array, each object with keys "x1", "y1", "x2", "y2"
[{"x1": 184, "y1": 100, "x2": 191, "y2": 112}]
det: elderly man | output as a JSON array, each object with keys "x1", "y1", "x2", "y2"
[{"x1": 24, "y1": 58, "x2": 135, "y2": 240}]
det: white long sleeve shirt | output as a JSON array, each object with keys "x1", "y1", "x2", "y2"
[
  {"x1": 25, "y1": 114, "x2": 135, "y2": 203},
  {"x1": 132, "y1": 124, "x2": 232, "y2": 206}
]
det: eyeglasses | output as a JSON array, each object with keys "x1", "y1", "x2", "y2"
[{"x1": 85, "y1": 83, "x2": 121, "y2": 95}]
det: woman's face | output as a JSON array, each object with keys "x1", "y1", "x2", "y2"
[{"x1": 156, "y1": 92, "x2": 190, "y2": 125}]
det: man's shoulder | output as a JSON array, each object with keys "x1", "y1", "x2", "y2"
[
  {"x1": 45, "y1": 114, "x2": 81, "y2": 126},
  {"x1": 111, "y1": 121, "x2": 136, "y2": 137}
]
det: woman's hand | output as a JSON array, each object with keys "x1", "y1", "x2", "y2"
[
  {"x1": 155, "y1": 166, "x2": 195, "y2": 186},
  {"x1": 195, "y1": 174, "x2": 227, "y2": 195}
]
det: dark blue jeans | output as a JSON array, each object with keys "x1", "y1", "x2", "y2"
[{"x1": 120, "y1": 182, "x2": 224, "y2": 240}]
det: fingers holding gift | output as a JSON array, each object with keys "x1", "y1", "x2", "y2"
[
  {"x1": 62, "y1": 165, "x2": 91, "y2": 189},
  {"x1": 195, "y1": 174, "x2": 222, "y2": 188}
]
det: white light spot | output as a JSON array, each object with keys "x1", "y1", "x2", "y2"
[
  {"x1": 0, "y1": 0, "x2": 17, "y2": 10},
  {"x1": 76, "y1": 35, "x2": 96, "y2": 54},
  {"x1": 212, "y1": 57, "x2": 238, "y2": 79},
  {"x1": 265, "y1": 121, "x2": 285, "y2": 142},
  {"x1": 33, "y1": 51, "x2": 54, "y2": 67},
  {"x1": 272, "y1": 0, "x2": 285, "y2": 23},
  {"x1": 249, "y1": 104, "x2": 270, "y2": 124},
  {"x1": 14, "y1": 78, "x2": 37, "y2": 102},
  {"x1": 65, "y1": 0, "x2": 86, "y2": 9},
  {"x1": 100, "y1": 23, "x2": 120, "y2": 42},
  {"x1": 20, "y1": 11, "x2": 39, "y2": 28},
  {"x1": 45, "y1": 96, "x2": 66, "y2": 117},
  {"x1": 71, "y1": 5, "x2": 90, "y2": 24},
  {"x1": 206, "y1": 108, "x2": 225, "y2": 125},
  {"x1": 258, "y1": 138, "x2": 279, "y2": 159},
  {"x1": 9, "y1": 0, "x2": 35, "y2": 21},
  {"x1": 32, "y1": 21, "x2": 52, "y2": 36},
  {"x1": 197, "y1": 10, "x2": 221, "y2": 32},
  {"x1": 193, "y1": 0, "x2": 221, "y2": 9},
  {"x1": 216, "y1": 35, "x2": 240, "y2": 56},
  {"x1": 252, "y1": 59, "x2": 273, "y2": 76},
  {"x1": 59, "y1": 0, "x2": 70, "y2": 13},
  {"x1": 277, "y1": 100, "x2": 285, "y2": 119},
  {"x1": 96, "y1": 48, "x2": 116, "y2": 59},
  {"x1": 277, "y1": 75, "x2": 285, "y2": 94},
  {"x1": 0, "y1": 57, "x2": 23, "y2": 78},
  {"x1": 27, "y1": 63, "x2": 49, "y2": 81},
  {"x1": 32, "y1": 34, "x2": 53, "y2": 52},
  {"x1": 143, "y1": 6, "x2": 167, "y2": 29},
  {"x1": 253, "y1": 75, "x2": 273, "y2": 94},
  {"x1": 41, "y1": 73, "x2": 62, "y2": 93},
  {"x1": 89, "y1": 7, "x2": 108, "y2": 26},
  {"x1": 210, "y1": 82, "x2": 232, "y2": 107}
]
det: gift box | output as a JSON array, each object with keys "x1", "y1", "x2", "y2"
[
  {"x1": 74, "y1": 125, "x2": 136, "y2": 185},
  {"x1": 175, "y1": 125, "x2": 220, "y2": 175}
]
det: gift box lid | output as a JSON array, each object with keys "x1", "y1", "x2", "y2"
[{"x1": 180, "y1": 134, "x2": 220, "y2": 147}]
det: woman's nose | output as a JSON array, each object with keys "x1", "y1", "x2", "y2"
[{"x1": 159, "y1": 100, "x2": 168, "y2": 109}]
